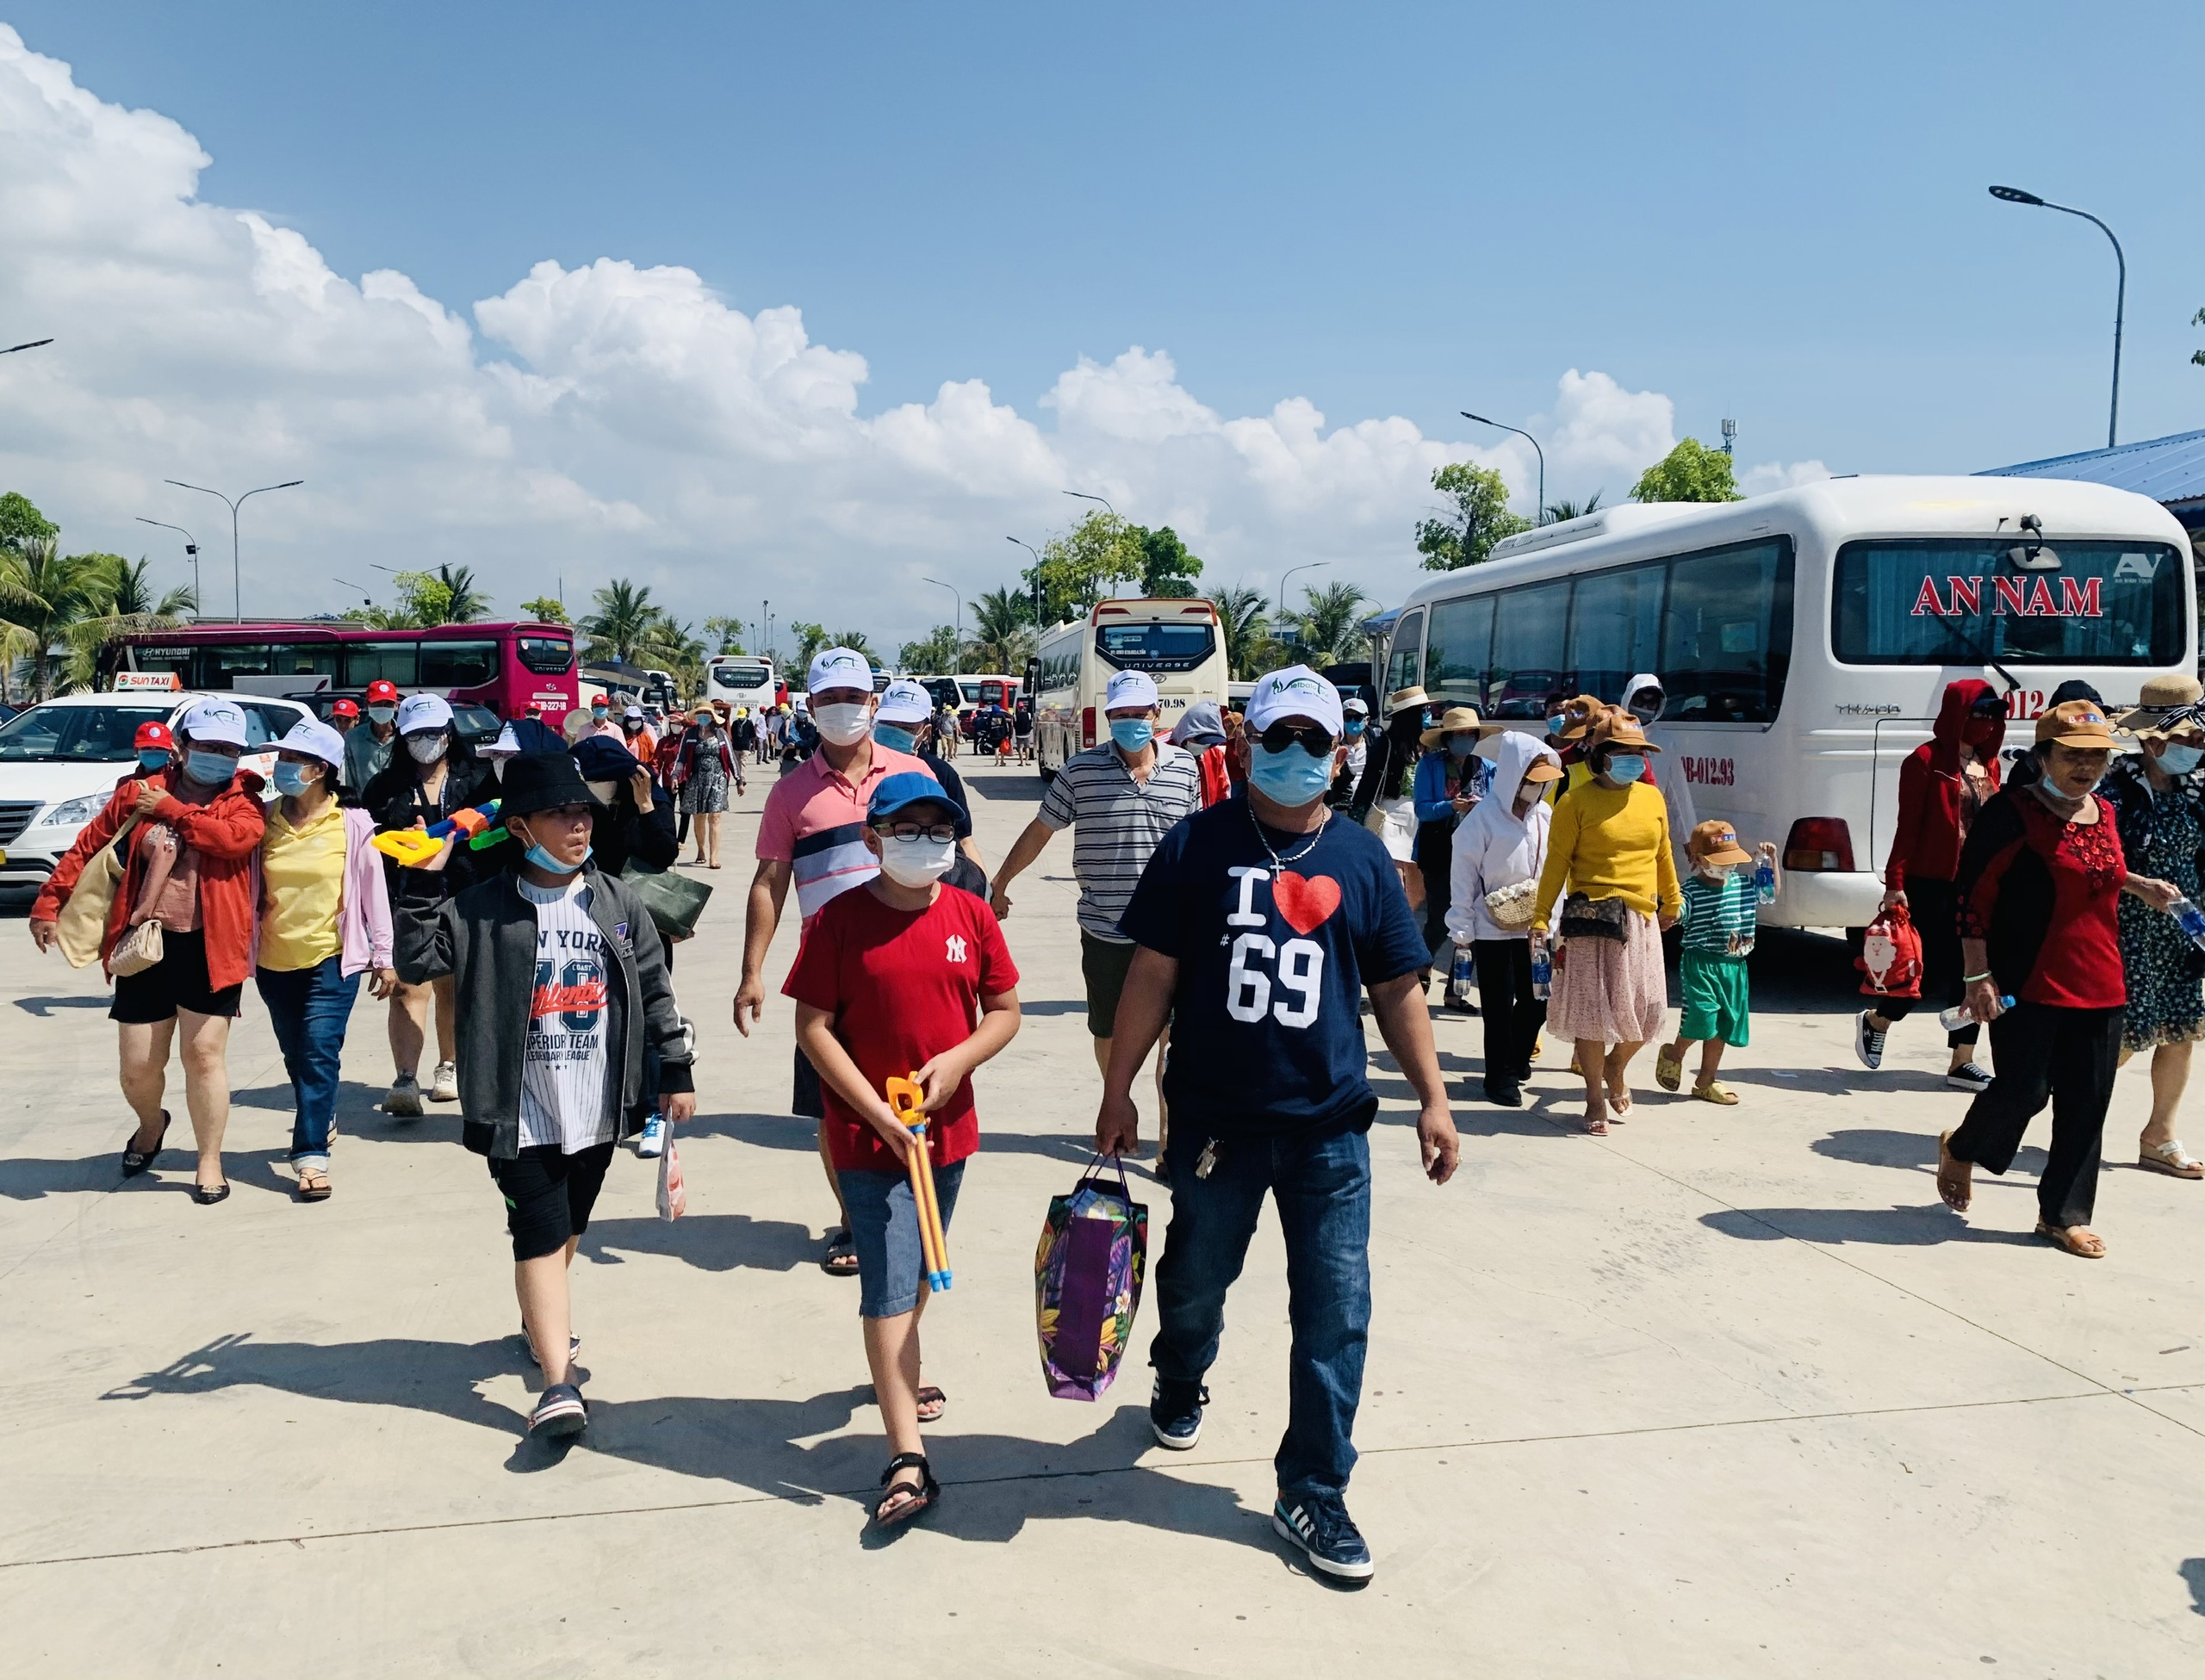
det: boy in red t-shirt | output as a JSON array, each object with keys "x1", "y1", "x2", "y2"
[{"x1": 784, "y1": 772, "x2": 1021, "y2": 1529}]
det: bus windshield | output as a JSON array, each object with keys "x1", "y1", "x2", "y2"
[
  {"x1": 1096, "y1": 623, "x2": 1217, "y2": 673},
  {"x1": 0, "y1": 703, "x2": 171, "y2": 763},
  {"x1": 1833, "y1": 540, "x2": 2186, "y2": 666},
  {"x1": 711, "y1": 664, "x2": 770, "y2": 691}
]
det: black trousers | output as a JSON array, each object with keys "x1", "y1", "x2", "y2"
[
  {"x1": 1947, "y1": 1001, "x2": 2121, "y2": 1228},
  {"x1": 674, "y1": 808, "x2": 691, "y2": 846},
  {"x1": 1873, "y1": 877, "x2": 1978, "y2": 1049},
  {"x1": 1417, "y1": 821, "x2": 1455, "y2": 976},
  {"x1": 1472, "y1": 939, "x2": 1546, "y2": 1089}
]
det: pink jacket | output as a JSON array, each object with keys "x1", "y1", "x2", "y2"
[{"x1": 255, "y1": 806, "x2": 394, "y2": 978}]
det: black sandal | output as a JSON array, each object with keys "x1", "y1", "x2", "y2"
[
  {"x1": 192, "y1": 1181, "x2": 231, "y2": 1206},
  {"x1": 821, "y1": 1228, "x2": 860, "y2": 1276},
  {"x1": 871, "y1": 1453, "x2": 939, "y2": 1529},
  {"x1": 915, "y1": 1386, "x2": 947, "y2": 1423},
  {"x1": 121, "y1": 1111, "x2": 171, "y2": 1178}
]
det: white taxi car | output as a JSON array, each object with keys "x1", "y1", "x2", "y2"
[{"x1": 0, "y1": 687, "x2": 311, "y2": 895}]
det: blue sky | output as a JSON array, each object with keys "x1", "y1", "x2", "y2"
[{"x1": 2, "y1": 3, "x2": 2200, "y2": 639}]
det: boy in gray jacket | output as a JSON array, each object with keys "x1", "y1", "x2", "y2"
[{"x1": 395, "y1": 751, "x2": 695, "y2": 1439}]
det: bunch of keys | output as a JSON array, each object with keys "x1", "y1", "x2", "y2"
[{"x1": 1193, "y1": 1139, "x2": 1221, "y2": 1180}]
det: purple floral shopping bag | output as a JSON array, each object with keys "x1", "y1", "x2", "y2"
[{"x1": 1034, "y1": 1153, "x2": 1149, "y2": 1401}]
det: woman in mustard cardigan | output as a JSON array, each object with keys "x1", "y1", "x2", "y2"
[{"x1": 1531, "y1": 709, "x2": 1682, "y2": 1133}]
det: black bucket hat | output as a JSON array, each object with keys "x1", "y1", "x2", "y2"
[{"x1": 499, "y1": 751, "x2": 595, "y2": 817}]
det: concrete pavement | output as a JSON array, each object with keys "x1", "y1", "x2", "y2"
[{"x1": 1, "y1": 752, "x2": 2201, "y2": 1677}]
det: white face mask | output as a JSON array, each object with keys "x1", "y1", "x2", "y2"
[
  {"x1": 876, "y1": 834, "x2": 956, "y2": 887},
  {"x1": 813, "y1": 703, "x2": 871, "y2": 747},
  {"x1": 406, "y1": 733, "x2": 447, "y2": 764}
]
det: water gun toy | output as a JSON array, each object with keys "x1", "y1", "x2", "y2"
[
  {"x1": 885, "y1": 1075, "x2": 952, "y2": 1291},
  {"x1": 371, "y1": 799, "x2": 501, "y2": 867}
]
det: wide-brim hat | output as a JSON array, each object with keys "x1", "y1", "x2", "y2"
[
  {"x1": 500, "y1": 751, "x2": 597, "y2": 817},
  {"x1": 1385, "y1": 685, "x2": 1430, "y2": 717},
  {"x1": 1419, "y1": 705, "x2": 1484, "y2": 748},
  {"x1": 2116, "y1": 673, "x2": 2205, "y2": 737},
  {"x1": 1587, "y1": 707, "x2": 1662, "y2": 755}
]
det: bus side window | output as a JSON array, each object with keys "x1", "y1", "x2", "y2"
[
  {"x1": 1488, "y1": 580, "x2": 1572, "y2": 718},
  {"x1": 1384, "y1": 610, "x2": 1425, "y2": 697},
  {"x1": 1424, "y1": 597, "x2": 1490, "y2": 710},
  {"x1": 1661, "y1": 540, "x2": 1792, "y2": 722},
  {"x1": 1567, "y1": 561, "x2": 1664, "y2": 705}
]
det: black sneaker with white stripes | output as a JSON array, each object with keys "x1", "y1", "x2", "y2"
[
  {"x1": 529, "y1": 1382, "x2": 587, "y2": 1439},
  {"x1": 1945, "y1": 1061, "x2": 1994, "y2": 1093},
  {"x1": 1854, "y1": 1010, "x2": 1887, "y2": 1071},
  {"x1": 1149, "y1": 1375, "x2": 1208, "y2": 1450},
  {"x1": 1272, "y1": 1491, "x2": 1375, "y2": 1581}
]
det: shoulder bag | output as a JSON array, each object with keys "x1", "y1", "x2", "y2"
[
  {"x1": 1484, "y1": 878, "x2": 1539, "y2": 930},
  {"x1": 619, "y1": 859, "x2": 712, "y2": 943},
  {"x1": 108, "y1": 916, "x2": 166, "y2": 977},
  {"x1": 54, "y1": 813, "x2": 140, "y2": 970},
  {"x1": 1558, "y1": 891, "x2": 1630, "y2": 942}
]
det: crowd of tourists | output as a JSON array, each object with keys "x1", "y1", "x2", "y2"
[{"x1": 22, "y1": 642, "x2": 2205, "y2": 1581}]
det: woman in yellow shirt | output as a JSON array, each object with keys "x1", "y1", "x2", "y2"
[
  {"x1": 258, "y1": 721, "x2": 398, "y2": 1200},
  {"x1": 1531, "y1": 709, "x2": 1681, "y2": 1133}
]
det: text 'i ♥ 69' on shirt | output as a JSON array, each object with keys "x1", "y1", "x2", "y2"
[
  {"x1": 1116, "y1": 793, "x2": 1429, "y2": 1136},
  {"x1": 519, "y1": 874, "x2": 614, "y2": 1154}
]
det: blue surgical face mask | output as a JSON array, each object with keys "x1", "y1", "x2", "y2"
[
  {"x1": 2158, "y1": 743, "x2": 2204, "y2": 777},
  {"x1": 591, "y1": 704, "x2": 609, "y2": 720},
  {"x1": 1109, "y1": 718, "x2": 1154, "y2": 753},
  {"x1": 184, "y1": 749, "x2": 237, "y2": 786},
  {"x1": 519, "y1": 824, "x2": 593, "y2": 876},
  {"x1": 1345, "y1": 718, "x2": 1365, "y2": 737},
  {"x1": 1605, "y1": 753, "x2": 1647, "y2": 785},
  {"x1": 1447, "y1": 735, "x2": 1476, "y2": 759},
  {"x1": 1249, "y1": 743, "x2": 1335, "y2": 808},
  {"x1": 272, "y1": 761, "x2": 320, "y2": 797},
  {"x1": 1546, "y1": 714, "x2": 1569, "y2": 737},
  {"x1": 137, "y1": 749, "x2": 171, "y2": 772},
  {"x1": 873, "y1": 722, "x2": 918, "y2": 753}
]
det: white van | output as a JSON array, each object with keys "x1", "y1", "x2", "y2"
[{"x1": 0, "y1": 688, "x2": 311, "y2": 893}]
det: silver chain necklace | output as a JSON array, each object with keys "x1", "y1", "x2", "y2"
[{"x1": 1247, "y1": 797, "x2": 1329, "y2": 871}]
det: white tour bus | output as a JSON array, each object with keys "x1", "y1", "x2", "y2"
[
  {"x1": 1383, "y1": 474, "x2": 2195, "y2": 932},
  {"x1": 704, "y1": 655, "x2": 778, "y2": 715},
  {"x1": 1034, "y1": 597, "x2": 1230, "y2": 779}
]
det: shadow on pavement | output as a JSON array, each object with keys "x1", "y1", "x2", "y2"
[
  {"x1": 582, "y1": 1212, "x2": 817, "y2": 1273},
  {"x1": 101, "y1": 1333, "x2": 1266, "y2": 1553},
  {"x1": 11, "y1": 994, "x2": 109, "y2": 1017},
  {"x1": 0, "y1": 1144, "x2": 293, "y2": 1200},
  {"x1": 1812, "y1": 1128, "x2": 2049, "y2": 1177},
  {"x1": 684, "y1": 1109, "x2": 1098, "y2": 1169},
  {"x1": 229, "y1": 1081, "x2": 464, "y2": 1147},
  {"x1": 2180, "y1": 1557, "x2": 2205, "y2": 1616},
  {"x1": 1699, "y1": 1203, "x2": 2039, "y2": 1246}
]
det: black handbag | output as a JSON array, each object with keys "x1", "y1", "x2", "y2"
[
  {"x1": 619, "y1": 860, "x2": 712, "y2": 942},
  {"x1": 1558, "y1": 892, "x2": 1630, "y2": 942}
]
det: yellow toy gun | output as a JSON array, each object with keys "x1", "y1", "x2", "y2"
[
  {"x1": 370, "y1": 799, "x2": 501, "y2": 867},
  {"x1": 885, "y1": 1075, "x2": 952, "y2": 1291}
]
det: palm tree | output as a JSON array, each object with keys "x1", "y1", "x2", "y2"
[
  {"x1": 64, "y1": 555, "x2": 196, "y2": 690},
  {"x1": 0, "y1": 539, "x2": 127, "y2": 699},
  {"x1": 105, "y1": 555, "x2": 197, "y2": 619},
  {"x1": 581, "y1": 579, "x2": 657, "y2": 664},
  {"x1": 1208, "y1": 585, "x2": 1271, "y2": 680},
  {"x1": 1543, "y1": 491, "x2": 1604, "y2": 524},
  {"x1": 437, "y1": 563, "x2": 491, "y2": 623},
  {"x1": 789, "y1": 621, "x2": 830, "y2": 667},
  {"x1": 830, "y1": 629, "x2": 877, "y2": 666},
  {"x1": 1293, "y1": 580, "x2": 1370, "y2": 666}
]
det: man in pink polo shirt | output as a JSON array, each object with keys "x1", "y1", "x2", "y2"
[{"x1": 736, "y1": 645, "x2": 931, "y2": 1276}]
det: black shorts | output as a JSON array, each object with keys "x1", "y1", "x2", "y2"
[
  {"x1": 109, "y1": 928, "x2": 245, "y2": 1025},
  {"x1": 792, "y1": 1043, "x2": 825, "y2": 1119},
  {"x1": 1080, "y1": 931, "x2": 1138, "y2": 1039},
  {"x1": 488, "y1": 1142, "x2": 617, "y2": 1262}
]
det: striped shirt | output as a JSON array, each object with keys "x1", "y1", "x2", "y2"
[
  {"x1": 517, "y1": 877, "x2": 614, "y2": 1153},
  {"x1": 1038, "y1": 741, "x2": 1202, "y2": 941},
  {"x1": 755, "y1": 741, "x2": 931, "y2": 925},
  {"x1": 1679, "y1": 869, "x2": 1757, "y2": 958}
]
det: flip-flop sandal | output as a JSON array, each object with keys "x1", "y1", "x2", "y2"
[
  {"x1": 121, "y1": 1110, "x2": 171, "y2": 1178},
  {"x1": 2034, "y1": 1220, "x2": 2106, "y2": 1259},
  {"x1": 1655, "y1": 1048, "x2": 1683, "y2": 1093},
  {"x1": 871, "y1": 1452, "x2": 940, "y2": 1529},
  {"x1": 915, "y1": 1386, "x2": 947, "y2": 1423},
  {"x1": 1936, "y1": 1130, "x2": 1972, "y2": 1213},
  {"x1": 1584, "y1": 1113, "x2": 1610, "y2": 1136},
  {"x1": 821, "y1": 1228, "x2": 860, "y2": 1276},
  {"x1": 295, "y1": 1168, "x2": 332, "y2": 1201},
  {"x1": 2139, "y1": 1139, "x2": 2205, "y2": 1179},
  {"x1": 1693, "y1": 1080, "x2": 1740, "y2": 1106},
  {"x1": 1605, "y1": 1083, "x2": 1631, "y2": 1119}
]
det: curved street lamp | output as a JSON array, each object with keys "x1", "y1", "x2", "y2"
[
  {"x1": 165, "y1": 478, "x2": 304, "y2": 621},
  {"x1": 135, "y1": 518, "x2": 202, "y2": 612},
  {"x1": 1461, "y1": 412, "x2": 1546, "y2": 524},
  {"x1": 1988, "y1": 185, "x2": 2126, "y2": 448},
  {"x1": 1007, "y1": 535, "x2": 1046, "y2": 631},
  {"x1": 3, "y1": 338, "x2": 53, "y2": 355}
]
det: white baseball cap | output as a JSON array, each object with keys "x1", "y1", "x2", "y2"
[
  {"x1": 394, "y1": 692, "x2": 454, "y2": 735},
  {"x1": 877, "y1": 679, "x2": 933, "y2": 725},
  {"x1": 807, "y1": 646, "x2": 873, "y2": 695},
  {"x1": 176, "y1": 697, "x2": 250, "y2": 747},
  {"x1": 276, "y1": 717, "x2": 347, "y2": 769},
  {"x1": 1103, "y1": 670, "x2": 1159, "y2": 712},
  {"x1": 623, "y1": 704, "x2": 644, "y2": 720},
  {"x1": 484, "y1": 722, "x2": 523, "y2": 760},
  {"x1": 1245, "y1": 665, "x2": 1345, "y2": 736}
]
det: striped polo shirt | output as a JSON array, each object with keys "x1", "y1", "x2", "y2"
[
  {"x1": 1038, "y1": 741, "x2": 1202, "y2": 941},
  {"x1": 1679, "y1": 869, "x2": 1757, "y2": 958},
  {"x1": 756, "y1": 741, "x2": 932, "y2": 925}
]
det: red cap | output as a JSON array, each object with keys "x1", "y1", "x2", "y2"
[
  {"x1": 365, "y1": 679, "x2": 400, "y2": 704},
  {"x1": 134, "y1": 721, "x2": 175, "y2": 751},
  {"x1": 327, "y1": 697, "x2": 360, "y2": 719}
]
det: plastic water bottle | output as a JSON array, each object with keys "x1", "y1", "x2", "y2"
[
  {"x1": 1755, "y1": 856, "x2": 1776, "y2": 904},
  {"x1": 1530, "y1": 937, "x2": 1552, "y2": 1001},
  {"x1": 1450, "y1": 944, "x2": 1475, "y2": 996},
  {"x1": 2171, "y1": 896, "x2": 2205, "y2": 952},
  {"x1": 1939, "y1": 995, "x2": 2012, "y2": 1032}
]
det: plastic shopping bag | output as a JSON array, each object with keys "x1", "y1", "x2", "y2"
[
  {"x1": 1857, "y1": 902, "x2": 1923, "y2": 1000},
  {"x1": 1034, "y1": 1153, "x2": 1148, "y2": 1401},
  {"x1": 655, "y1": 1137, "x2": 686, "y2": 1222}
]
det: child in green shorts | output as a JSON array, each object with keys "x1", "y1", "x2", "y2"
[{"x1": 1656, "y1": 821, "x2": 1779, "y2": 1103}]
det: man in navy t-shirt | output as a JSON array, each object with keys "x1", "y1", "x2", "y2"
[{"x1": 1102, "y1": 664, "x2": 1458, "y2": 1586}]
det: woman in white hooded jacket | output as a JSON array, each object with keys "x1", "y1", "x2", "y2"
[{"x1": 1447, "y1": 731, "x2": 1564, "y2": 1106}]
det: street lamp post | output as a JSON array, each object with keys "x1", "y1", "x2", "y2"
[
  {"x1": 1007, "y1": 536, "x2": 1046, "y2": 633},
  {"x1": 922, "y1": 577, "x2": 964, "y2": 663},
  {"x1": 1276, "y1": 561, "x2": 1330, "y2": 654},
  {"x1": 164, "y1": 477, "x2": 304, "y2": 621},
  {"x1": 1988, "y1": 185, "x2": 2127, "y2": 448},
  {"x1": 3, "y1": 338, "x2": 53, "y2": 356},
  {"x1": 1460, "y1": 412, "x2": 1546, "y2": 524},
  {"x1": 134, "y1": 518, "x2": 202, "y2": 613},
  {"x1": 1064, "y1": 489, "x2": 1116, "y2": 518}
]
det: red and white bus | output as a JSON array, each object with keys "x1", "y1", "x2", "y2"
[{"x1": 115, "y1": 621, "x2": 579, "y2": 722}]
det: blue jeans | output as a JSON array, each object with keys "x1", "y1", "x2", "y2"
[
  {"x1": 839, "y1": 1161, "x2": 966, "y2": 1318},
  {"x1": 1149, "y1": 1122, "x2": 1372, "y2": 1499},
  {"x1": 254, "y1": 958, "x2": 360, "y2": 1166}
]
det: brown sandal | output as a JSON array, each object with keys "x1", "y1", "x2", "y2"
[
  {"x1": 2034, "y1": 1220, "x2": 2106, "y2": 1259},
  {"x1": 296, "y1": 1168, "x2": 332, "y2": 1202},
  {"x1": 1935, "y1": 1131, "x2": 1972, "y2": 1213}
]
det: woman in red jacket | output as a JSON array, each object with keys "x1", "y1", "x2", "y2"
[
  {"x1": 1858, "y1": 679, "x2": 2007, "y2": 1091},
  {"x1": 27, "y1": 699, "x2": 268, "y2": 1202}
]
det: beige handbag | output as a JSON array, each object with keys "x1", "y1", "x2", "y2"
[
  {"x1": 108, "y1": 917, "x2": 165, "y2": 977},
  {"x1": 53, "y1": 814, "x2": 139, "y2": 970},
  {"x1": 1483, "y1": 877, "x2": 1539, "y2": 930}
]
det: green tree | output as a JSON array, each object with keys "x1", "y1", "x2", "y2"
[
  {"x1": 899, "y1": 624, "x2": 961, "y2": 673},
  {"x1": 61, "y1": 555, "x2": 195, "y2": 689},
  {"x1": 0, "y1": 538, "x2": 127, "y2": 699},
  {"x1": 1136, "y1": 525, "x2": 1203, "y2": 598},
  {"x1": 829, "y1": 629, "x2": 877, "y2": 665},
  {"x1": 1630, "y1": 437, "x2": 1742, "y2": 504},
  {"x1": 0, "y1": 491, "x2": 59, "y2": 553},
  {"x1": 581, "y1": 579, "x2": 659, "y2": 664},
  {"x1": 103, "y1": 555, "x2": 196, "y2": 619},
  {"x1": 968, "y1": 586, "x2": 1034, "y2": 673},
  {"x1": 1415, "y1": 462, "x2": 1531, "y2": 570},
  {"x1": 1208, "y1": 584, "x2": 1272, "y2": 680},
  {"x1": 1291, "y1": 580, "x2": 1371, "y2": 666},
  {"x1": 436, "y1": 564, "x2": 491, "y2": 623},
  {"x1": 520, "y1": 595, "x2": 569, "y2": 624},
  {"x1": 703, "y1": 615, "x2": 747, "y2": 654},
  {"x1": 1544, "y1": 490, "x2": 1604, "y2": 524},
  {"x1": 789, "y1": 621, "x2": 830, "y2": 667},
  {"x1": 1035, "y1": 511, "x2": 1145, "y2": 617}
]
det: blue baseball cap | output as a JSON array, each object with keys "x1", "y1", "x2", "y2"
[{"x1": 866, "y1": 770, "x2": 955, "y2": 823}]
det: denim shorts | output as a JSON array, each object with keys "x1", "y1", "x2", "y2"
[{"x1": 841, "y1": 1159, "x2": 966, "y2": 1318}]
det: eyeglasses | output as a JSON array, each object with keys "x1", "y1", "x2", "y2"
[
  {"x1": 873, "y1": 821, "x2": 958, "y2": 844},
  {"x1": 1256, "y1": 722, "x2": 1339, "y2": 756}
]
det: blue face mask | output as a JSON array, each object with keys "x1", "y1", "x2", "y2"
[
  {"x1": 1249, "y1": 743, "x2": 1335, "y2": 808},
  {"x1": 272, "y1": 761, "x2": 319, "y2": 797},
  {"x1": 523, "y1": 837, "x2": 593, "y2": 876},
  {"x1": 136, "y1": 749, "x2": 171, "y2": 772},
  {"x1": 1345, "y1": 718, "x2": 1365, "y2": 737},
  {"x1": 1447, "y1": 735, "x2": 1476, "y2": 759},
  {"x1": 183, "y1": 749, "x2": 236, "y2": 786},
  {"x1": 873, "y1": 723, "x2": 918, "y2": 753},
  {"x1": 1546, "y1": 714, "x2": 1569, "y2": 737},
  {"x1": 2158, "y1": 743, "x2": 2204, "y2": 777},
  {"x1": 1605, "y1": 753, "x2": 1647, "y2": 784},
  {"x1": 1109, "y1": 718, "x2": 1154, "y2": 752}
]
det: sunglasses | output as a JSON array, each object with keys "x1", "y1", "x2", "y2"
[{"x1": 1257, "y1": 722, "x2": 1339, "y2": 756}]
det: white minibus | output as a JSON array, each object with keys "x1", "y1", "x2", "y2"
[
  {"x1": 1382, "y1": 474, "x2": 2195, "y2": 931},
  {"x1": 704, "y1": 655, "x2": 779, "y2": 716},
  {"x1": 1034, "y1": 597, "x2": 1229, "y2": 779}
]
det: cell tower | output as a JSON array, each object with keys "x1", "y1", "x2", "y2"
[{"x1": 1720, "y1": 417, "x2": 1737, "y2": 456}]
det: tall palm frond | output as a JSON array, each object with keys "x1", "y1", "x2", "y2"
[
  {"x1": 581, "y1": 579, "x2": 657, "y2": 665},
  {"x1": 1208, "y1": 584, "x2": 1271, "y2": 679},
  {"x1": 0, "y1": 541, "x2": 129, "y2": 699},
  {"x1": 1292, "y1": 581, "x2": 1370, "y2": 666},
  {"x1": 437, "y1": 563, "x2": 492, "y2": 623}
]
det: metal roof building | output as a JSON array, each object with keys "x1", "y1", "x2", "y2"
[{"x1": 1978, "y1": 427, "x2": 2205, "y2": 538}]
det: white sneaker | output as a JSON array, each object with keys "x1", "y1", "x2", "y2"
[
  {"x1": 429, "y1": 1061, "x2": 459, "y2": 1103},
  {"x1": 385, "y1": 1073, "x2": 423, "y2": 1118},
  {"x1": 637, "y1": 1113, "x2": 667, "y2": 1158}
]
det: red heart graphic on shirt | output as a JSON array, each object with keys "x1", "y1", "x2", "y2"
[{"x1": 1271, "y1": 871, "x2": 1342, "y2": 935}]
